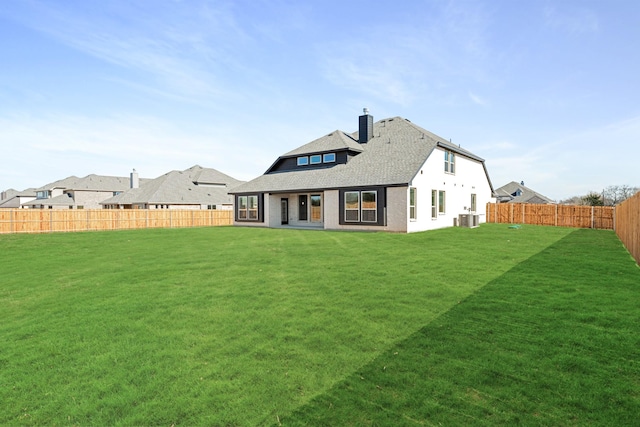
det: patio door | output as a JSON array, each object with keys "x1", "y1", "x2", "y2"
[
  {"x1": 281, "y1": 198, "x2": 289, "y2": 225},
  {"x1": 310, "y1": 194, "x2": 322, "y2": 222}
]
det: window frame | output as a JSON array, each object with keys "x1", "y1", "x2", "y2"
[
  {"x1": 361, "y1": 191, "x2": 377, "y2": 223},
  {"x1": 323, "y1": 153, "x2": 336, "y2": 163},
  {"x1": 431, "y1": 190, "x2": 437, "y2": 218},
  {"x1": 409, "y1": 187, "x2": 417, "y2": 221},
  {"x1": 236, "y1": 194, "x2": 262, "y2": 222},
  {"x1": 444, "y1": 150, "x2": 456, "y2": 174},
  {"x1": 310, "y1": 154, "x2": 322, "y2": 165},
  {"x1": 297, "y1": 156, "x2": 309, "y2": 166},
  {"x1": 438, "y1": 190, "x2": 446, "y2": 214},
  {"x1": 339, "y1": 188, "x2": 385, "y2": 226},
  {"x1": 344, "y1": 191, "x2": 360, "y2": 222}
]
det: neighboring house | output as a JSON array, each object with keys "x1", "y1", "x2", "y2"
[
  {"x1": 23, "y1": 174, "x2": 139, "y2": 209},
  {"x1": 101, "y1": 165, "x2": 243, "y2": 210},
  {"x1": 229, "y1": 110, "x2": 495, "y2": 232},
  {"x1": 495, "y1": 181, "x2": 554, "y2": 204},
  {"x1": 0, "y1": 188, "x2": 37, "y2": 208}
]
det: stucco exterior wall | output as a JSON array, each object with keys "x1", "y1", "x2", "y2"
[{"x1": 407, "y1": 147, "x2": 494, "y2": 232}]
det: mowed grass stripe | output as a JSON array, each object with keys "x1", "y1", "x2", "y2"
[
  {"x1": 281, "y1": 228, "x2": 640, "y2": 426},
  {"x1": 1, "y1": 225, "x2": 572, "y2": 426}
]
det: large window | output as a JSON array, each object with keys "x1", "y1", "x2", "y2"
[
  {"x1": 410, "y1": 187, "x2": 417, "y2": 220},
  {"x1": 444, "y1": 150, "x2": 455, "y2": 174},
  {"x1": 361, "y1": 191, "x2": 377, "y2": 222},
  {"x1": 238, "y1": 196, "x2": 248, "y2": 219},
  {"x1": 237, "y1": 195, "x2": 261, "y2": 221},
  {"x1": 344, "y1": 190, "x2": 378, "y2": 223},
  {"x1": 438, "y1": 190, "x2": 446, "y2": 214},
  {"x1": 248, "y1": 195, "x2": 258, "y2": 219},
  {"x1": 345, "y1": 191, "x2": 360, "y2": 222}
]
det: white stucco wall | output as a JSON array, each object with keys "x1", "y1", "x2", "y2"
[{"x1": 406, "y1": 147, "x2": 494, "y2": 232}]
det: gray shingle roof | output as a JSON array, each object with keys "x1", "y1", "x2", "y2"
[
  {"x1": 283, "y1": 130, "x2": 364, "y2": 156},
  {"x1": 183, "y1": 165, "x2": 244, "y2": 188},
  {"x1": 101, "y1": 166, "x2": 241, "y2": 206},
  {"x1": 495, "y1": 181, "x2": 554, "y2": 204},
  {"x1": 23, "y1": 193, "x2": 75, "y2": 207},
  {"x1": 232, "y1": 116, "x2": 486, "y2": 194}
]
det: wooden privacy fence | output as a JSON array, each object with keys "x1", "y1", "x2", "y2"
[
  {"x1": 0, "y1": 209, "x2": 233, "y2": 234},
  {"x1": 615, "y1": 192, "x2": 640, "y2": 265},
  {"x1": 485, "y1": 203, "x2": 615, "y2": 230}
]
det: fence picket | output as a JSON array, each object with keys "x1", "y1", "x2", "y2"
[{"x1": 0, "y1": 209, "x2": 233, "y2": 234}]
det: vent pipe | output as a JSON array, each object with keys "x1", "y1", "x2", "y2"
[{"x1": 359, "y1": 108, "x2": 373, "y2": 144}]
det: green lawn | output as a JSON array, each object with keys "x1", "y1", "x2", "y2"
[{"x1": 0, "y1": 225, "x2": 637, "y2": 426}]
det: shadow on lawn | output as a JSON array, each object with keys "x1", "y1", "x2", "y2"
[{"x1": 277, "y1": 229, "x2": 640, "y2": 426}]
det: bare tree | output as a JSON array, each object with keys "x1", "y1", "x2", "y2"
[
  {"x1": 603, "y1": 185, "x2": 639, "y2": 206},
  {"x1": 559, "y1": 195, "x2": 584, "y2": 205}
]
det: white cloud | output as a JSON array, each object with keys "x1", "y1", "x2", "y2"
[{"x1": 468, "y1": 91, "x2": 489, "y2": 106}]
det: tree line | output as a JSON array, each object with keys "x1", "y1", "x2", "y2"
[{"x1": 559, "y1": 185, "x2": 639, "y2": 206}]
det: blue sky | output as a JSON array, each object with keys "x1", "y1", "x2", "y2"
[{"x1": 1, "y1": 0, "x2": 638, "y2": 201}]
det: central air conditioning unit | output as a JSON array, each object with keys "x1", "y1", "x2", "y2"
[{"x1": 458, "y1": 213, "x2": 480, "y2": 228}]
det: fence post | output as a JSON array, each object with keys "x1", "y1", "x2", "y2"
[
  {"x1": 613, "y1": 206, "x2": 616, "y2": 231},
  {"x1": 591, "y1": 206, "x2": 594, "y2": 229}
]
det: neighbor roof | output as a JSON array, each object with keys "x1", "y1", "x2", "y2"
[
  {"x1": 495, "y1": 181, "x2": 554, "y2": 204},
  {"x1": 101, "y1": 166, "x2": 241, "y2": 206},
  {"x1": 232, "y1": 116, "x2": 489, "y2": 194}
]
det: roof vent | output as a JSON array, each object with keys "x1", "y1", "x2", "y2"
[{"x1": 359, "y1": 108, "x2": 373, "y2": 144}]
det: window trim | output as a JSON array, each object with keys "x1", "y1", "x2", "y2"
[
  {"x1": 431, "y1": 189, "x2": 437, "y2": 219},
  {"x1": 339, "y1": 188, "x2": 385, "y2": 226},
  {"x1": 444, "y1": 150, "x2": 456, "y2": 174},
  {"x1": 438, "y1": 190, "x2": 446, "y2": 214},
  {"x1": 344, "y1": 191, "x2": 360, "y2": 222},
  {"x1": 409, "y1": 187, "x2": 417, "y2": 221},
  {"x1": 361, "y1": 191, "x2": 377, "y2": 223},
  {"x1": 323, "y1": 153, "x2": 336, "y2": 163},
  {"x1": 236, "y1": 194, "x2": 263, "y2": 222}
]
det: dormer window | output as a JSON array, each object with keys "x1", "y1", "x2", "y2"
[
  {"x1": 323, "y1": 153, "x2": 336, "y2": 163},
  {"x1": 310, "y1": 154, "x2": 322, "y2": 164},
  {"x1": 297, "y1": 156, "x2": 309, "y2": 166}
]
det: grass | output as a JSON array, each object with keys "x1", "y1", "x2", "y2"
[{"x1": 0, "y1": 224, "x2": 637, "y2": 425}]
